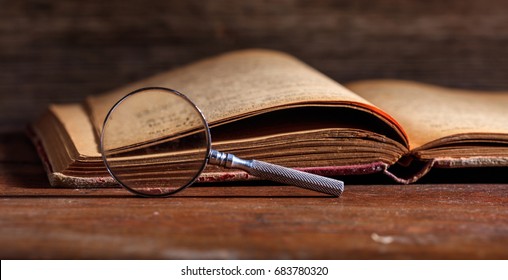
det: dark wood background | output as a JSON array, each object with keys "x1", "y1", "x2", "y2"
[
  {"x1": 1, "y1": 0, "x2": 508, "y2": 131},
  {"x1": 2, "y1": 0, "x2": 508, "y2": 259}
]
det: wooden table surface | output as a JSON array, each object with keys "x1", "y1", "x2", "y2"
[{"x1": 1, "y1": 131, "x2": 507, "y2": 259}]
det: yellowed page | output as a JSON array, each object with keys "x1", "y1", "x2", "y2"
[
  {"x1": 50, "y1": 104, "x2": 101, "y2": 157},
  {"x1": 86, "y1": 49, "x2": 371, "y2": 133},
  {"x1": 347, "y1": 79, "x2": 508, "y2": 149}
]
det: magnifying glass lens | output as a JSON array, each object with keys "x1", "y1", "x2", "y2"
[{"x1": 100, "y1": 88, "x2": 211, "y2": 196}]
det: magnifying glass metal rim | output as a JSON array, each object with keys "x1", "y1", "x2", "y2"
[{"x1": 100, "y1": 87, "x2": 212, "y2": 197}]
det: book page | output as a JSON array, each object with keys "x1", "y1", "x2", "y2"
[
  {"x1": 86, "y1": 49, "x2": 378, "y2": 133},
  {"x1": 347, "y1": 79, "x2": 508, "y2": 149},
  {"x1": 99, "y1": 88, "x2": 209, "y2": 152},
  {"x1": 50, "y1": 104, "x2": 101, "y2": 157}
]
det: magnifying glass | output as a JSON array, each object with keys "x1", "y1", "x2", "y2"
[{"x1": 100, "y1": 87, "x2": 344, "y2": 197}]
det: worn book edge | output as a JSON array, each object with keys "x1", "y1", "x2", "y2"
[
  {"x1": 28, "y1": 125, "x2": 389, "y2": 187},
  {"x1": 29, "y1": 124, "x2": 508, "y2": 187}
]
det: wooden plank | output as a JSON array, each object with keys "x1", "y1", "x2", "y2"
[
  {"x1": 1, "y1": 0, "x2": 508, "y2": 129},
  {"x1": 1, "y1": 170, "x2": 507, "y2": 259}
]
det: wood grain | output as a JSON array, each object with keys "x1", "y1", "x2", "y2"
[
  {"x1": 1, "y1": 0, "x2": 508, "y2": 130},
  {"x1": 1, "y1": 132, "x2": 507, "y2": 259}
]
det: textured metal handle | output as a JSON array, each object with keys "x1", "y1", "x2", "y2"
[
  {"x1": 209, "y1": 150, "x2": 344, "y2": 197},
  {"x1": 249, "y1": 160, "x2": 343, "y2": 196}
]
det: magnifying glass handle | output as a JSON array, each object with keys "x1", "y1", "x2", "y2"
[{"x1": 209, "y1": 150, "x2": 344, "y2": 197}]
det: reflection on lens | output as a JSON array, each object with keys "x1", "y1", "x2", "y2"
[{"x1": 101, "y1": 88, "x2": 211, "y2": 196}]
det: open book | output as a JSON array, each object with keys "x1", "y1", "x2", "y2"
[{"x1": 30, "y1": 49, "x2": 508, "y2": 187}]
